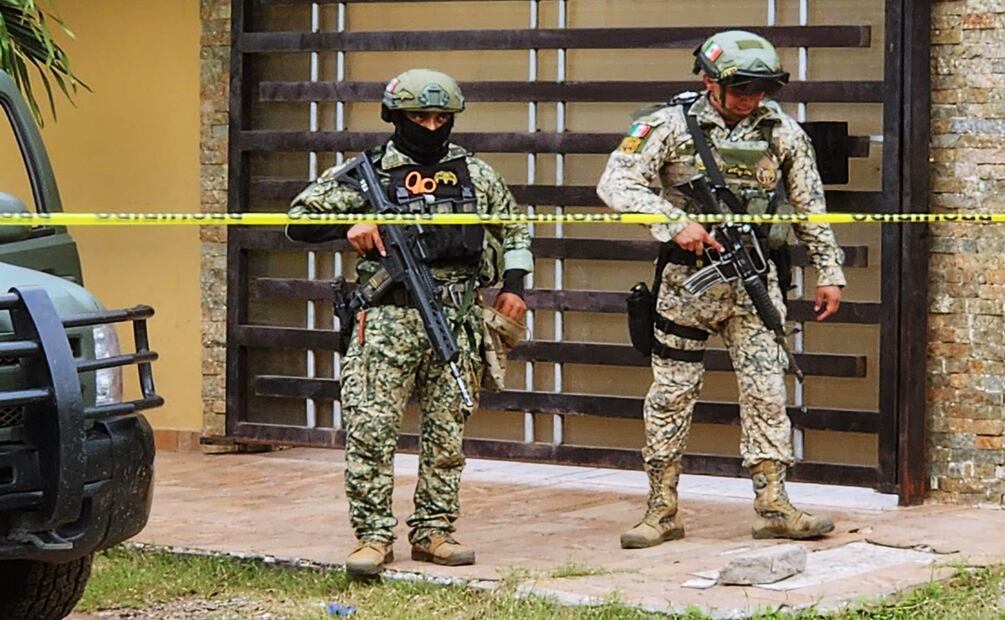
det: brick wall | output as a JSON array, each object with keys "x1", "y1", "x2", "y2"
[
  {"x1": 928, "y1": 2, "x2": 1005, "y2": 503},
  {"x1": 200, "y1": 0, "x2": 230, "y2": 448}
]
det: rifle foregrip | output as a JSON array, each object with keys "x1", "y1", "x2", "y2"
[{"x1": 743, "y1": 275, "x2": 783, "y2": 332}]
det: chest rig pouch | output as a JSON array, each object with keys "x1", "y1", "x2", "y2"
[
  {"x1": 386, "y1": 157, "x2": 483, "y2": 267},
  {"x1": 683, "y1": 105, "x2": 795, "y2": 299},
  {"x1": 715, "y1": 135, "x2": 792, "y2": 251}
]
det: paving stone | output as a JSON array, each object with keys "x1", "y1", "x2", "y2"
[{"x1": 716, "y1": 544, "x2": 807, "y2": 585}]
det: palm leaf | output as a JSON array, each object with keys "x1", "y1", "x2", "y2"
[{"x1": 0, "y1": 0, "x2": 87, "y2": 125}]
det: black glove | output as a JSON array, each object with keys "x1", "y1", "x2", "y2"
[{"x1": 500, "y1": 269, "x2": 527, "y2": 298}]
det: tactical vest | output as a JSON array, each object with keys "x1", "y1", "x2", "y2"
[
  {"x1": 671, "y1": 93, "x2": 793, "y2": 249},
  {"x1": 383, "y1": 154, "x2": 484, "y2": 267}
]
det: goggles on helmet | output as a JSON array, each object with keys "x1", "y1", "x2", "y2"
[
  {"x1": 719, "y1": 67, "x2": 790, "y2": 95},
  {"x1": 722, "y1": 76, "x2": 788, "y2": 96}
]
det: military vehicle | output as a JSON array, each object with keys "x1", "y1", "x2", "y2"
[{"x1": 0, "y1": 70, "x2": 163, "y2": 619}]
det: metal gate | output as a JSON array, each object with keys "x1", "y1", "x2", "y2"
[{"x1": 223, "y1": 0, "x2": 929, "y2": 503}]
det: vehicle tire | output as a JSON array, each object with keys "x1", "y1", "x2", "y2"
[{"x1": 0, "y1": 554, "x2": 93, "y2": 620}]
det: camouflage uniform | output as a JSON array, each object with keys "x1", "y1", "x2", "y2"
[
  {"x1": 597, "y1": 93, "x2": 846, "y2": 480},
  {"x1": 289, "y1": 141, "x2": 532, "y2": 545}
]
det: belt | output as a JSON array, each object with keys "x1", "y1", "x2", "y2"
[{"x1": 371, "y1": 280, "x2": 474, "y2": 309}]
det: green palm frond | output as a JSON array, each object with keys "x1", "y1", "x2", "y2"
[{"x1": 0, "y1": 0, "x2": 87, "y2": 125}]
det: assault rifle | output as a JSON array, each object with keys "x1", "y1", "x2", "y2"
[
  {"x1": 330, "y1": 153, "x2": 474, "y2": 406},
  {"x1": 675, "y1": 175, "x2": 805, "y2": 383}
]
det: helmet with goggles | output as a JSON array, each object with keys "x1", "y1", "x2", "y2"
[
  {"x1": 692, "y1": 30, "x2": 789, "y2": 95},
  {"x1": 380, "y1": 69, "x2": 465, "y2": 122}
]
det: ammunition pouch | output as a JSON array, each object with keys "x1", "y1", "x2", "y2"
[
  {"x1": 388, "y1": 157, "x2": 483, "y2": 267},
  {"x1": 419, "y1": 220, "x2": 484, "y2": 266}
]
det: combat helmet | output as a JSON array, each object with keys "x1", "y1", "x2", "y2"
[
  {"x1": 692, "y1": 30, "x2": 790, "y2": 95},
  {"x1": 380, "y1": 69, "x2": 465, "y2": 121}
]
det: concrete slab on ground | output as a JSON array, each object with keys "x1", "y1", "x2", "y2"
[{"x1": 131, "y1": 448, "x2": 1004, "y2": 617}]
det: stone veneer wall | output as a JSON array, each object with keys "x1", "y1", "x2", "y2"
[
  {"x1": 200, "y1": 0, "x2": 230, "y2": 447},
  {"x1": 928, "y1": 3, "x2": 1005, "y2": 503}
]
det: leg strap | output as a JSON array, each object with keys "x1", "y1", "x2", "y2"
[
  {"x1": 651, "y1": 342, "x2": 705, "y2": 363},
  {"x1": 655, "y1": 315, "x2": 709, "y2": 341}
]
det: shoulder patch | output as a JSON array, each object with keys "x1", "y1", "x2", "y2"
[
  {"x1": 619, "y1": 118, "x2": 664, "y2": 155},
  {"x1": 618, "y1": 137, "x2": 643, "y2": 154}
]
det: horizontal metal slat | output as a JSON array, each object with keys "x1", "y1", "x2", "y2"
[
  {"x1": 83, "y1": 396, "x2": 165, "y2": 420},
  {"x1": 259, "y1": 80, "x2": 884, "y2": 104},
  {"x1": 482, "y1": 391, "x2": 879, "y2": 433},
  {"x1": 232, "y1": 228, "x2": 869, "y2": 269},
  {"x1": 449, "y1": 439, "x2": 879, "y2": 487},
  {"x1": 508, "y1": 341, "x2": 866, "y2": 377},
  {"x1": 234, "y1": 325, "x2": 343, "y2": 350},
  {"x1": 528, "y1": 238, "x2": 869, "y2": 267},
  {"x1": 0, "y1": 340, "x2": 41, "y2": 359},
  {"x1": 227, "y1": 423, "x2": 878, "y2": 486},
  {"x1": 239, "y1": 26, "x2": 871, "y2": 53},
  {"x1": 261, "y1": 0, "x2": 594, "y2": 4},
  {"x1": 62, "y1": 305, "x2": 155, "y2": 329},
  {"x1": 0, "y1": 388, "x2": 49, "y2": 408},
  {"x1": 76, "y1": 351, "x2": 158, "y2": 374},
  {"x1": 515, "y1": 289, "x2": 882, "y2": 324},
  {"x1": 237, "y1": 236, "x2": 869, "y2": 266},
  {"x1": 250, "y1": 279, "x2": 881, "y2": 325},
  {"x1": 239, "y1": 130, "x2": 871, "y2": 157},
  {"x1": 255, "y1": 375, "x2": 342, "y2": 399},
  {"x1": 240, "y1": 130, "x2": 620, "y2": 154},
  {"x1": 0, "y1": 294, "x2": 21, "y2": 310}
]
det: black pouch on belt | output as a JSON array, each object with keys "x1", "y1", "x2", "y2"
[
  {"x1": 332, "y1": 278, "x2": 358, "y2": 356},
  {"x1": 626, "y1": 281, "x2": 655, "y2": 355},
  {"x1": 626, "y1": 243, "x2": 675, "y2": 356}
]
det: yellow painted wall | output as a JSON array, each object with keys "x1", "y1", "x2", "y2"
[{"x1": 20, "y1": 2, "x2": 202, "y2": 431}]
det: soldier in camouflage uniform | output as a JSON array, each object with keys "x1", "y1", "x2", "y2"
[
  {"x1": 287, "y1": 69, "x2": 532, "y2": 576},
  {"x1": 597, "y1": 31, "x2": 846, "y2": 548}
]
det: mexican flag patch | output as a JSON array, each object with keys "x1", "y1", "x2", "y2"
[
  {"x1": 703, "y1": 41, "x2": 723, "y2": 62},
  {"x1": 628, "y1": 122, "x2": 652, "y2": 139}
]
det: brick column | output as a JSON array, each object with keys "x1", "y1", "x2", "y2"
[
  {"x1": 928, "y1": 3, "x2": 1005, "y2": 503},
  {"x1": 200, "y1": 0, "x2": 230, "y2": 448}
]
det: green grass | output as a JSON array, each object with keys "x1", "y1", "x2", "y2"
[
  {"x1": 78, "y1": 546, "x2": 1005, "y2": 620},
  {"x1": 78, "y1": 546, "x2": 664, "y2": 620},
  {"x1": 547, "y1": 561, "x2": 626, "y2": 579}
]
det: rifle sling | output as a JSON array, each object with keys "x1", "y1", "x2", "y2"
[{"x1": 683, "y1": 111, "x2": 747, "y2": 215}]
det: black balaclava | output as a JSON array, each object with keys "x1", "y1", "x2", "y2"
[{"x1": 390, "y1": 111, "x2": 455, "y2": 165}]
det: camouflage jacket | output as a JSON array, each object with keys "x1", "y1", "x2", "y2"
[
  {"x1": 596, "y1": 93, "x2": 846, "y2": 287},
  {"x1": 287, "y1": 141, "x2": 533, "y2": 286}
]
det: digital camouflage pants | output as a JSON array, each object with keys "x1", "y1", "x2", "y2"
[
  {"x1": 644, "y1": 260, "x2": 793, "y2": 499},
  {"x1": 339, "y1": 304, "x2": 482, "y2": 545}
]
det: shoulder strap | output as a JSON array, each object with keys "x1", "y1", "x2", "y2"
[{"x1": 683, "y1": 112, "x2": 747, "y2": 215}]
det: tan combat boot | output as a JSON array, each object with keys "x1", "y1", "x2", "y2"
[
  {"x1": 620, "y1": 460, "x2": 685, "y2": 549},
  {"x1": 411, "y1": 532, "x2": 475, "y2": 566},
  {"x1": 750, "y1": 460, "x2": 834, "y2": 539},
  {"x1": 345, "y1": 540, "x2": 394, "y2": 577}
]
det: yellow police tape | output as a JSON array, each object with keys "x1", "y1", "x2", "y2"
[{"x1": 0, "y1": 212, "x2": 1002, "y2": 226}]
